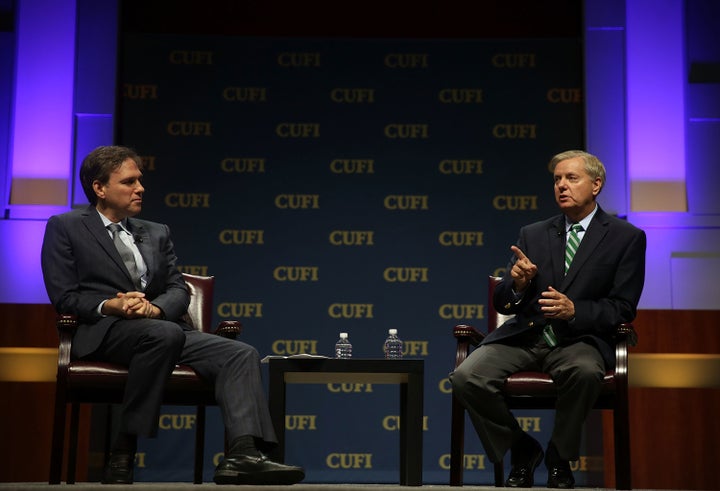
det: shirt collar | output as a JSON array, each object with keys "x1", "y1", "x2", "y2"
[
  {"x1": 566, "y1": 203, "x2": 598, "y2": 232},
  {"x1": 97, "y1": 210, "x2": 129, "y2": 232}
]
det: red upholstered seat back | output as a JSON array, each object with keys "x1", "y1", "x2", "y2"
[{"x1": 182, "y1": 273, "x2": 214, "y2": 333}]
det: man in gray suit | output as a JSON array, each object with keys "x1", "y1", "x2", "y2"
[
  {"x1": 451, "y1": 150, "x2": 646, "y2": 488},
  {"x1": 41, "y1": 145, "x2": 304, "y2": 485}
]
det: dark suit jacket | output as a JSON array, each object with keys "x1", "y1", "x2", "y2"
[
  {"x1": 41, "y1": 205, "x2": 190, "y2": 358},
  {"x1": 485, "y1": 206, "x2": 646, "y2": 368}
]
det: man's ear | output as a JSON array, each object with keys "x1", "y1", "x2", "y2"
[{"x1": 92, "y1": 180, "x2": 105, "y2": 200}]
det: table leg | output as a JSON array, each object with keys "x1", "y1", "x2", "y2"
[
  {"x1": 400, "y1": 372, "x2": 423, "y2": 486},
  {"x1": 268, "y1": 366, "x2": 286, "y2": 463}
]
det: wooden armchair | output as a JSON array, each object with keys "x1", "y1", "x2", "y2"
[
  {"x1": 449, "y1": 276, "x2": 637, "y2": 489},
  {"x1": 49, "y1": 273, "x2": 242, "y2": 484}
]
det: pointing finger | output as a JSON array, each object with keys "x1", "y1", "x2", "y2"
[{"x1": 510, "y1": 245, "x2": 528, "y2": 261}]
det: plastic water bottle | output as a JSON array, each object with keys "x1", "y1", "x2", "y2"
[
  {"x1": 383, "y1": 329, "x2": 403, "y2": 359},
  {"x1": 335, "y1": 332, "x2": 352, "y2": 359}
]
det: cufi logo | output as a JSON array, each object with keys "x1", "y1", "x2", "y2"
[
  {"x1": 492, "y1": 195, "x2": 538, "y2": 210},
  {"x1": 273, "y1": 266, "x2": 319, "y2": 282},
  {"x1": 164, "y1": 193, "x2": 210, "y2": 208},
  {"x1": 217, "y1": 302, "x2": 263, "y2": 318},
  {"x1": 140, "y1": 156, "x2": 156, "y2": 171},
  {"x1": 438, "y1": 88, "x2": 483, "y2": 104},
  {"x1": 438, "y1": 454, "x2": 486, "y2": 470},
  {"x1": 330, "y1": 88, "x2": 375, "y2": 103},
  {"x1": 328, "y1": 303, "x2": 374, "y2": 318},
  {"x1": 547, "y1": 88, "x2": 582, "y2": 103},
  {"x1": 272, "y1": 340, "x2": 318, "y2": 355},
  {"x1": 492, "y1": 124, "x2": 537, "y2": 139},
  {"x1": 383, "y1": 267, "x2": 429, "y2": 283},
  {"x1": 168, "y1": 50, "x2": 213, "y2": 65},
  {"x1": 384, "y1": 124, "x2": 429, "y2": 139},
  {"x1": 438, "y1": 304, "x2": 485, "y2": 319},
  {"x1": 123, "y1": 83, "x2": 158, "y2": 100},
  {"x1": 220, "y1": 158, "x2": 266, "y2": 173},
  {"x1": 326, "y1": 454, "x2": 372, "y2": 469},
  {"x1": 384, "y1": 53, "x2": 429, "y2": 68},
  {"x1": 383, "y1": 195, "x2": 429, "y2": 210},
  {"x1": 438, "y1": 159, "x2": 483, "y2": 174},
  {"x1": 382, "y1": 415, "x2": 429, "y2": 431},
  {"x1": 438, "y1": 231, "x2": 484, "y2": 247},
  {"x1": 275, "y1": 194, "x2": 319, "y2": 209},
  {"x1": 285, "y1": 415, "x2": 317, "y2": 430},
  {"x1": 329, "y1": 159, "x2": 375, "y2": 174},
  {"x1": 329, "y1": 230, "x2": 375, "y2": 246},
  {"x1": 219, "y1": 230, "x2": 264, "y2": 245},
  {"x1": 491, "y1": 52, "x2": 536, "y2": 68},
  {"x1": 275, "y1": 123, "x2": 320, "y2": 138},
  {"x1": 167, "y1": 121, "x2": 212, "y2": 136},
  {"x1": 277, "y1": 52, "x2": 321, "y2": 67},
  {"x1": 222, "y1": 87, "x2": 267, "y2": 102}
]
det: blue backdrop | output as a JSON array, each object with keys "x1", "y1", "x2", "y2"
[{"x1": 118, "y1": 34, "x2": 599, "y2": 485}]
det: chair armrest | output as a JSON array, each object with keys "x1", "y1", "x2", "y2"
[
  {"x1": 215, "y1": 320, "x2": 242, "y2": 340},
  {"x1": 615, "y1": 323, "x2": 638, "y2": 347},
  {"x1": 453, "y1": 324, "x2": 485, "y2": 345},
  {"x1": 453, "y1": 324, "x2": 485, "y2": 369},
  {"x1": 56, "y1": 314, "x2": 78, "y2": 372}
]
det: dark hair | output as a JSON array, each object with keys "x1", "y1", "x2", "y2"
[{"x1": 80, "y1": 146, "x2": 143, "y2": 205}]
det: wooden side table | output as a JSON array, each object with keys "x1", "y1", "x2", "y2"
[{"x1": 267, "y1": 358, "x2": 424, "y2": 486}]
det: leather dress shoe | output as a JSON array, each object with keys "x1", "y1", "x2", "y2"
[
  {"x1": 506, "y1": 437, "x2": 544, "y2": 487},
  {"x1": 101, "y1": 452, "x2": 134, "y2": 484},
  {"x1": 214, "y1": 453, "x2": 305, "y2": 485},
  {"x1": 547, "y1": 461, "x2": 575, "y2": 489}
]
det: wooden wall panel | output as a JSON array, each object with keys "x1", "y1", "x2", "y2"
[
  {"x1": 2, "y1": 305, "x2": 719, "y2": 486},
  {"x1": 603, "y1": 309, "x2": 720, "y2": 490}
]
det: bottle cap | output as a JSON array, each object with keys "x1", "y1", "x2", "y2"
[
  {"x1": 340, "y1": 332, "x2": 348, "y2": 338},
  {"x1": 389, "y1": 328, "x2": 397, "y2": 335}
]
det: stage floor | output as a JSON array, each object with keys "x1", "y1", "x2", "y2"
[{"x1": 0, "y1": 484, "x2": 681, "y2": 491}]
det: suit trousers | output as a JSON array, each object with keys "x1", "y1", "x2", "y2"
[
  {"x1": 85, "y1": 319, "x2": 277, "y2": 446},
  {"x1": 450, "y1": 333, "x2": 605, "y2": 463}
]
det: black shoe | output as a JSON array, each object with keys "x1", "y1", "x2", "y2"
[
  {"x1": 506, "y1": 435, "x2": 544, "y2": 487},
  {"x1": 214, "y1": 453, "x2": 305, "y2": 485},
  {"x1": 101, "y1": 452, "x2": 134, "y2": 485},
  {"x1": 547, "y1": 461, "x2": 575, "y2": 489}
]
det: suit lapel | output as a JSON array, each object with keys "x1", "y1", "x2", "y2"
[
  {"x1": 81, "y1": 206, "x2": 127, "y2": 274},
  {"x1": 562, "y1": 209, "x2": 609, "y2": 287},
  {"x1": 548, "y1": 216, "x2": 566, "y2": 286}
]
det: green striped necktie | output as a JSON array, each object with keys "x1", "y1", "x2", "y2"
[{"x1": 564, "y1": 223, "x2": 583, "y2": 274}]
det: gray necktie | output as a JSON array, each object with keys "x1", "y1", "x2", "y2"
[{"x1": 108, "y1": 223, "x2": 142, "y2": 290}]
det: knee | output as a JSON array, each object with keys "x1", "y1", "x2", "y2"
[
  {"x1": 450, "y1": 365, "x2": 484, "y2": 400},
  {"x1": 225, "y1": 341, "x2": 260, "y2": 366},
  {"x1": 566, "y1": 359, "x2": 604, "y2": 386},
  {"x1": 146, "y1": 321, "x2": 185, "y2": 354}
]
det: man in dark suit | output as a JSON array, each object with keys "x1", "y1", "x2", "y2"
[
  {"x1": 450, "y1": 150, "x2": 646, "y2": 488},
  {"x1": 41, "y1": 145, "x2": 304, "y2": 485}
]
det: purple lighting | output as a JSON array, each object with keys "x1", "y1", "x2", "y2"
[
  {"x1": 11, "y1": 0, "x2": 76, "y2": 179},
  {"x1": 625, "y1": 0, "x2": 687, "y2": 211}
]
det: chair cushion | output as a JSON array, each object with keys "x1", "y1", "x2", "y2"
[
  {"x1": 66, "y1": 361, "x2": 217, "y2": 405},
  {"x1": 504, "y1": 370, "x2": 616, "y2": 397}
]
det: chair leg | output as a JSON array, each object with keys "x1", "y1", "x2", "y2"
[
  {"x1": 67, "y1": 403, "x2": 80, "y2": 484},
  {"x1": 449, "y1": 395, "x2": 465, "y2": 486},
  {"x1": 194, "y1": 405, "x2": 206, "y2": 484},
  {"x1": 614, "y1": 396, "x2": 632, "y2": 489},
  {"x1": 49, "y1": 396, "x2": 67, "y2": 484},
  {"x1": 494, "y1": 461, "x2": 504, "y2": 487}
]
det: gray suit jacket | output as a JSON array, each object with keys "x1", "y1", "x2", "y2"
[
  {"x1": 484, "y1": 206, "x2": 646, "y2": 368},
  {"x1": 41, "y1": 205, "x2": 190, "y2": 358}
]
